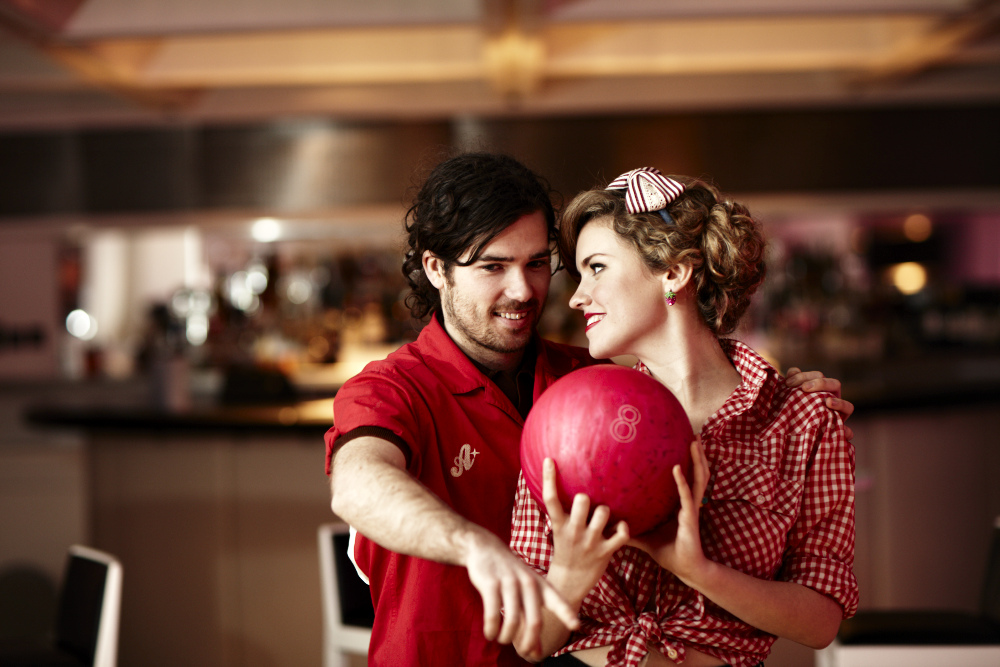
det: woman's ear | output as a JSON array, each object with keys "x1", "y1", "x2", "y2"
[
  {"x1": 662, "y1": 262, "x2": 694, "y2": 295},
  {"x1": 422, "y1": 250, "x2": 447, "y2": 290}
]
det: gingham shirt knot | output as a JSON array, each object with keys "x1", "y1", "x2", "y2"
[
  {"x1": 615, "y1": 611, "x2": 665, "y2": 667},
  {"x1": 636, "y1": 611, "x2": 661, "y2": 640}
]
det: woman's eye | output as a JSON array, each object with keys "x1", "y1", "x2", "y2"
[{"x1": 592, "y1": 263, "x2": 605, "y2": 275}]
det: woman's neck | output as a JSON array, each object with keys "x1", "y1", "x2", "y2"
[{"x1": 635, "y1": 318, "x2": 742, "y2": 433}]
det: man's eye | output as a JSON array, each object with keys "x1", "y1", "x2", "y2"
[
  {"x1": 528, "y1": 260, "x2": 550, "y2": 270},
  {"x1": 481, "y1": 264, "x2": 502, "y2": 272}
]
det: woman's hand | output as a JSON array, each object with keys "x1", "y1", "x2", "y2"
[
  {"x1": 785, "y1": 367, "x2": 855, "y2": 440},
  {"x1": 627, "y1": 436, "x2": 711, "y2": 584},
  {"x1": 544, "y1": 458, "x2": 630, "y2": 608},
  {"x1": 514, "y1": 458, "x2": 629, "y2": 662}
]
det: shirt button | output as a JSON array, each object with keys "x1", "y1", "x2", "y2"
[
  {"x1": 756, "y1": 494, "x2": 767, "y2": 504},
  {"x1": 666, "y1": 647, "x2": 678, "y2": 660}
]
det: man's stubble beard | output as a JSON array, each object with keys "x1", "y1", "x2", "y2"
[{"x1": 441, "y1": 286, "x2": 539, "y2": 356}]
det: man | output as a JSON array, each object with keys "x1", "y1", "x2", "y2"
[{"x1": 326, "y1": 152, "x2": 851, "y2": 666}]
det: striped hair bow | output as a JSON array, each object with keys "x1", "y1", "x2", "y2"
[{"x1": 606, "y1": 167, "x2": 685, "y2": 223}]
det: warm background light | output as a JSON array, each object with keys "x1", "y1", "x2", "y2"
[
  {"x1": 252, "y1": 218, "x2": 282, "y2": 242},
  {"x1": 903, "y1": 213, "x2": 933, "y2": 242},
  {"x1": 890, "y1": 261, "x2": 928, "y2": 295}
]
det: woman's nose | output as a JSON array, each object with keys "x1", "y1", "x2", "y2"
[{"x1": 569, "y1": 282, "x2": 590, "y2": 310}]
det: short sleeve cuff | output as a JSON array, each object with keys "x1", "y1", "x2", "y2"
[
  {"x1": 780, "y1": 555, "x2": 860, "y2": 618},
  {"x1": 332, "y1": 426, "x2": 414, "y2": 470}
]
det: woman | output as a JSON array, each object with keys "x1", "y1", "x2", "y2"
[{"x1": 510, "y1": 168, "x2": 858, "y2": 667}]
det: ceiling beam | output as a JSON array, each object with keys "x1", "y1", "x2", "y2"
[
  {"x1": 0, "y1": 8, "x2": 200, "y2": 110},
  {"x1": 855, "y1": 0, "x2": 1000, "y2": 84}
]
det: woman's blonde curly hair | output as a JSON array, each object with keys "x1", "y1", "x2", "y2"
[{"x1": 559, "y1": 175, "x2": 766, "y2": 336}]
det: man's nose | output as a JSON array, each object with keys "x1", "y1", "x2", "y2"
[{"x1": 505, "y1": 268, "x2": 532, "y2": 302}]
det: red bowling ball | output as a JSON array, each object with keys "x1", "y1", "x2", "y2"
[{"x1": 521, "y1": 364, "x2": 694, "y2": 535}]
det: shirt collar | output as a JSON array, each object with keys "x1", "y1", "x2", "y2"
[
  {"x1": 468, "y1": 340, "x2": 537, "y2": 420},
  {"x1": 416, "y1": 311, "x2": 538, "y2": 396}
]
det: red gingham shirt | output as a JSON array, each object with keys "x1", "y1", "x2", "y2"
[{"x1": 511, "y1": 339, "x2": 858, "y2": 667}]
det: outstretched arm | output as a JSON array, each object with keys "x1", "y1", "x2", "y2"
[
  {"x1": 330, "y1": 437, "x2": 579, "y2": 646},
  {"x1": 514, "y1": 458, "x2": 629, "y2": 662},
  {"x1": 629, "y1": 439, "x2": 843, "y2": 649}
]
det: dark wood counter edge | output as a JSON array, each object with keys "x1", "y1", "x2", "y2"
[
  {"x1": 846, "y1": 388, "x2": 1000, "y2": 413},
  {"x1": 23, "y1": 382, "x2": 1000, "y2": 436},
  {"x1": 24, "y1": 403, "x2": 331, "y2": 434}
]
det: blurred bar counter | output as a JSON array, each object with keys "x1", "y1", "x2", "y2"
[
  {"x1": 21, "y1": 347, "x2": 1000, "y2": 435},
  {"x1": 9, "y1": 348, "x2": 1000, "y2": 667},
  {"x1": 824, "y1": 350, "x2": 1000, "y2": 412},
  {"x1": 23, "y1": 395, "x2": 335, "y2": 433}
]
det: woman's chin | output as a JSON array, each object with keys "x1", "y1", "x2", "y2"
[{"x1": 587, "y1": 341, "x2": 616, "y2": 360}]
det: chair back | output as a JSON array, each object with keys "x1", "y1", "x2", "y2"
[
  {"x1": 981, "y1": 516, "x2": 1000, "y2": 627},
  {"x1": 318, "y1": 523, "x2": 373, "y2": 667},
  {"x1": 55, "y1": 546, "x2": 122, "y2": 667}
]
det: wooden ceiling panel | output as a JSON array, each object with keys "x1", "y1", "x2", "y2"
[{"x1": 0, "y1": 0, "x2": 996, "y2": 126}]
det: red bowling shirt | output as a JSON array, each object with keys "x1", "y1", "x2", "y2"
[
  {"x1": 325, "y1": 315, "x2": 595, "y2": 667},
  {"x1": 511, "y1": 339, "x2": 859, "y2": 667}
]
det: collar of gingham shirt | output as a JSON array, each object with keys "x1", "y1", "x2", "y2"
[{"x1": 511, "y1": 339, "x2": 858, "y2": 667}]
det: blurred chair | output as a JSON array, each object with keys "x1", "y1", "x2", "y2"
[
  {"x1": 0, "y1": 565, "x2": 58, "y2": 651},
  {"x1": 0, "y1": 545, "x2": 122, "y2": 667},
  {"x1": 817, "y1": 516, "x2": 1000, "y2": 667},
  {"x1": 318, "y1": 523, "x2": 374, "y2": 667}
]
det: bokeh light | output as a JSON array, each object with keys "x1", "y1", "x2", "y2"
[
  {"x1": 251, "y1": 218, "x2": 282, "y2": 242},
  {"x1": 66, "y1": 309, "x2": 98, "y2": 340},
  {"x1": 903, "y1": 214, "x2": 932, "y2": 242},
  {"x1": 890, "y1": 262, "x2": 928, "y2": 295}
]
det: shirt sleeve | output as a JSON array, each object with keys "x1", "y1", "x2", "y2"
[
  {"x1": 510, "y1": 471, "x2": 553, "y2": 576},
  {"x1": 324, "y1": 366, "x2": 421, "y2": 475},
  {"x1": 777, "y1": 406, "x2": 859, "y2": 618}
]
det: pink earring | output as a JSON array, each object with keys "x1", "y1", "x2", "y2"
[{"x1": 664, "y1": 290, "x2": 677, "y2": 306}]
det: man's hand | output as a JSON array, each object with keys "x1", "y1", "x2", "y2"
[
  {"x1": 463, "y1": 529, "x2": 579, "y2": 646},
  {"x1": 331, "y1": 438, "x2": 578, "y2": 648},
  {"x1": 786, "y1": 367, "x2": 855, "y2": 440}
]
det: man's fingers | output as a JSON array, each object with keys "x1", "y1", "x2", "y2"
[
  {"x1": 785, "y1": 369, "x2": 823, "y2": 387},
  {"x1": 809, "y1": 377, "x2": 842, "y2": 397},
  {"x1": 495, "y1": 575, "x2": 522, "y2": 644},
  {"x1": 540, "y1": 580, "x2": 580, "y2": 632},
  {"x1": 786, "y1": 371, "x2": 846, "y2": 400},
  {"x1": 480, "y1": 584, "x2": 502, "y2": 641},
  {"x1": 514, "y1": 575, "x2": 543, "y2": 652},
  {"x1": 826, "y1": 396, "x2": 854, "y2": 418}
]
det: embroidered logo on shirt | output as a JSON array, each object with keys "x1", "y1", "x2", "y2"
[
  {"x1": 610, "y1": 404, "x2": 641, "y2": 443},
  {"x1": 450, "y1": 444, "x2": 480, "y2": 477}
]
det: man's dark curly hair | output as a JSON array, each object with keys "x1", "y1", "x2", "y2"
[{"x1": 402, "y1": 152, "x2": 558, "y2": 319}]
